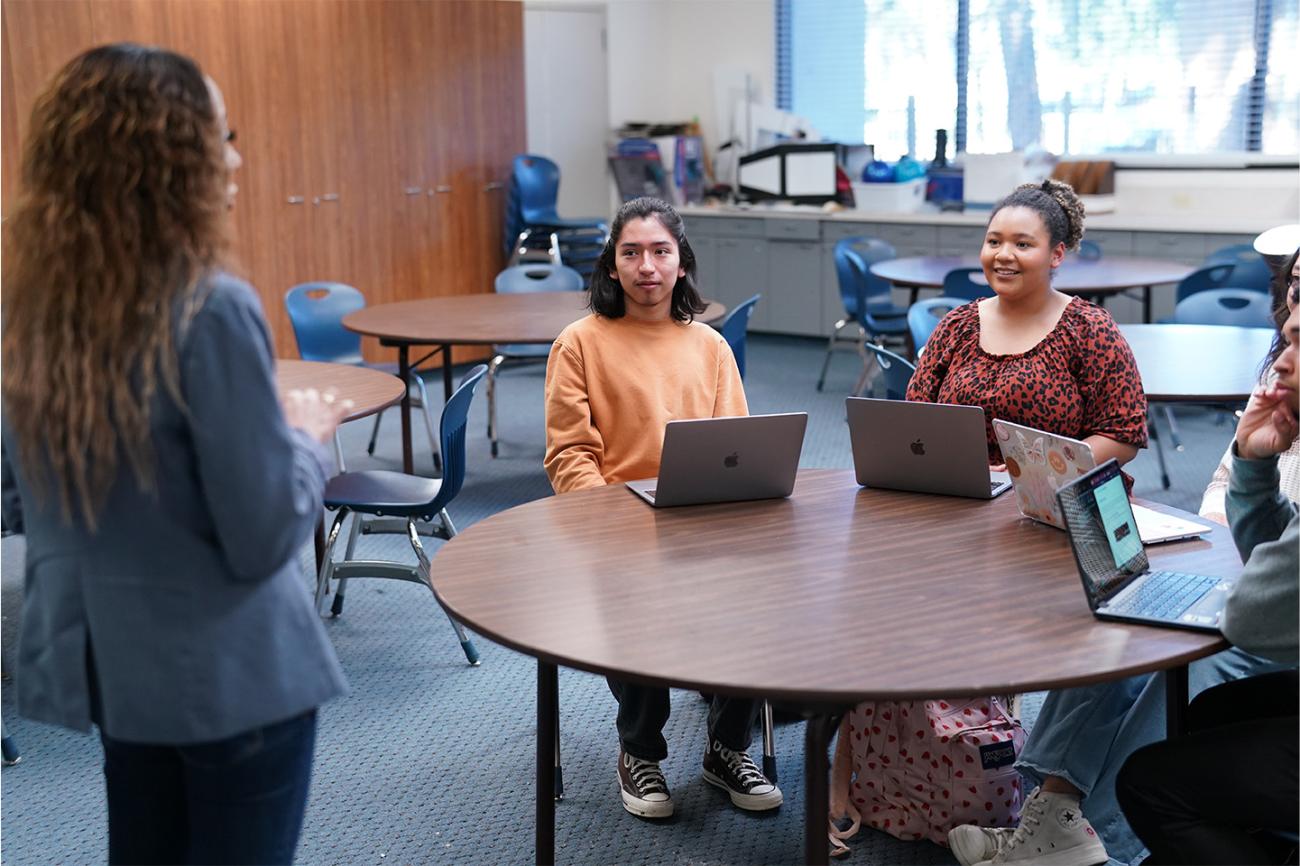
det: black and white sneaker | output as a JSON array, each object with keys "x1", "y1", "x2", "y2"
[
  {"x1": 702, "y1": 738, "x2": 783, "y2": 811},
  {"x1": 617, "y1": 748, "x2": 673, "y2": 818}
]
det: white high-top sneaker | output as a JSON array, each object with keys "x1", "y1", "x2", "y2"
[{"x1": 953, "y1": 787, "x2": 1108, "y2": 866}]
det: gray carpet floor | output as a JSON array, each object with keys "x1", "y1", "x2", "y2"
[{"x1": 1, "y1": 334, "x2": 1237, "y2": 865}]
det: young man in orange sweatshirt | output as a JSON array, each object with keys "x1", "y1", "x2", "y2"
[{"x1": 544, "y1": 197, "x2": 781, "y2": 820}]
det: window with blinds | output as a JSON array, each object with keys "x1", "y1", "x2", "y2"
[{"x1": 776, "y1": 0, "x2": 1298, "y2": 157}]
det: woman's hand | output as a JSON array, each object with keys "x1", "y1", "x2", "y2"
[
  {"x1": 1235, "y1": 382, "x2": 1300, "y2": 461},
  {"x1": 282, "y1": 388, "x2": 353, "y2": 444}
]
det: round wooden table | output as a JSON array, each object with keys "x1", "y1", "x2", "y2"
[
  {"x1": 871, "y1": 255, "x2": 1194, "y2": 322},
  {"x1": 275, "y1": 359, "x2": 405, "y2": 422},
  {"x1": 1119, "y1": 324, "x2": 1273, "y2": 402},
  {"x1": 433, "y1": 470, "x2": 1235, "y2": 864},
  {"x1": 343, "y1": 292, "x2": 727, "y2": 472}
]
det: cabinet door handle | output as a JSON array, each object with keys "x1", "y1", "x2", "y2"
[
  {"x1": 484, "y1": 181, "x2": 504, "y2": 192},
  {"x1": 319, "y1": 193, "x2": 340, "y2": 203},
  {"x1": 287, "y1": 195, "x2": 305, "y2": 205},
  {"x1": 433, "y1": 185, "x2": 453, "y2": 194},
  {"x1": 404, "y1": 186, "x2": 423, "y2": 196}
]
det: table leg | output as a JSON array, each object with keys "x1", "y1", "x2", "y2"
[
  {"x1": 441, "y1": 343, "x2": 454, "y2": 403},
  {"x1": 537, "y1": 661, "x2": 558, "y2": 866},
  {"x1": 1141, "y1": 285, "x2": 1152, "y2": 323},
  {"x1": 804, "y1": 712, "x2": 842, "y2": 866},
  {"x1": 1165, "y1": 663, "x2": 1188, "y2": 739},
  {"x1": 398, "y1": 345, "x2": 414, "y2": 475},
  {"x1": 313, "y1": 520, "x2": 326, "y2": 577}
]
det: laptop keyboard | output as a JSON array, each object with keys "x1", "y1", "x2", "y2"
[
  {"x1": 1108, "y1": 572, "x2": 1218, "y2": 619},
  {"x1": 646, "y1": 489, "x2": 656, "y2": 500},
  {"x1": 990, "y1": 480, "x2": 1003, "y2": 493}
]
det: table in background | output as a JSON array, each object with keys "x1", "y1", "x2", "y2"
[
  {"x1": 275, "y1": 359, "x2": 406, "y2": 423},
  {"x1": 343, "y1": 293, "x2": 727, "y2": 473},
  {"x1": 871, "y1": 255, "x2": 1194, "y2": 322},
  {"x1": 1119, "y1": 324, "x2": 1274, "y2": 402},
  {"x1": 432, "y1": 470, "x2": 1237, "y2": 864}
]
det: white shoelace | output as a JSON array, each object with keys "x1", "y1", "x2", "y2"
[
  {"x1": 715, "y1": 744, "x2": 767, "y2": 789},
  {"x1": 999, "y1": 789, "x2": 1046, "y2": 857},
  {"x1": 625, "y1": 755, "x2": 667, "y2": 795}
]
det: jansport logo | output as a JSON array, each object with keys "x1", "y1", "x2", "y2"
[{"x1": 910, "y1": 439, "x2": 926, "y2": 456}]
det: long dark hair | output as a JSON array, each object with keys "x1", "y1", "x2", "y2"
[
  {"x1": 1261, "y1": 247, "x2": 1300, "y2": 376},
  {"x1": 2, "y1": 43, "x2": 228, "y2": 528},
  {"x1": 588, "y1": 197, "x2": 706, "y2": 323}
]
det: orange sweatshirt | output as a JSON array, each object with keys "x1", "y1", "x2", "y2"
[{"x1": 544, "y1": 313, "x2": 748, "y2": 494}]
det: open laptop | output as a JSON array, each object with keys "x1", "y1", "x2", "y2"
[
  {"x1": 1056, "y1": 459, "x2": 1233, "y2": 633},
  {"x1": 993, "y1": 418, "x2": 1211, "y2": 544},
  {"x1": 846, "y1": 398, "x2": 1011, "y2": 499},
  {"x1": 625, "y1": 413, "x2": 807, "y2": 508}
]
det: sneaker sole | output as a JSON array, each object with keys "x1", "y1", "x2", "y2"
[
  {"x1": 947, "y1": 827, "x2": 997, "y2": 866},
  {"x1": 702, "y1": 769, "x2": 783, "y2": 811},
  {"x1": 974, "y1": 838, "x2": 1107, "y2": 866},
  {"x1": 617, "y1": 772, "x2": 673, "y2": 819}
]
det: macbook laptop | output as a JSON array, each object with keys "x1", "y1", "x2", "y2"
[
  {"x1": 846, "y1": 398, "x2": 1011, "y2": 499},
  {"x1": 625, "y1": 413, "x2": 807, "y2": 508},
  {"x1": 993, "y1": 418, "x2": 1211, "y2": 544},
  {"x1": 1056, "y1": 459, "x2": 1232, "y2": 633}
]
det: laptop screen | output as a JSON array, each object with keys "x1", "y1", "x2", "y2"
[{"x1": 1056, "y1": 460, "x2": 1148, "y2": 605}]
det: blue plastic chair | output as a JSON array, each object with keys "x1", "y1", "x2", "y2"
[
  {"x1": 487, "y1": 264, "x2": 585, "y2": 457},
  {"x1": 718, "y1": 294, "x2": 761, "y2": 380},
  {"x1": 858, "y1": 343, "x2": 916, "y2": 400},
  {"x1": 816, "y1": 237, "x2": 908, "y2": 391},
  {"x1": 285, "y1": 282, "x2": 439, "y2": 467},
  {"x1": 942, "y1": 267, "x2": 993, "y2": 301},
  {"x1": 1172, "y1": 288, "x2": 1274, "y2": 327},
  {"x1": 1077, "y1": 239, "x2": 1103, "y2": 261},
  {"x1": 315, "y1": 365, "x2": 488, "y2": 665},
  {"x1": 1173, "y1": 263, "x2": 1237, "y2": 305},
  {"x1": 1204, "y1": 244, "x2": 1273, "y2": 293},
  {"x1": 907, "y1": 296, "x2": 967, "y2": 355},
  {"x1": 507, "y1": 155, "x2": 608, "y2": 281}
]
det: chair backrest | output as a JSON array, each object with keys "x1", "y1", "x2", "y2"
[
  {"x1": 862, "y1": 343, "x2": 916, "y2": 400},
  {"x1": 1171, "y1": 288, "x2": 1274, "y2": 328},
  {"x1": 908, "y1": 296, "x2": 967, "y2": 354},
  {"x1": 284, "y1": 282, "x2": 366, "y2": 364},
  {"x1": 719, "y1": 294, "x2": 761, "y2": 380},
  {"x1": 941, "y1": 267, "x2": 993, "y2": 301},
  {"x1": 1203, "y1": 244, "x2": 1273, "y2": 292},
  {"x1": 494, "y1": 263, "x2": 585, "y2": 294},
  {"x1": 1077, "y1": 239, "x2": 1103, "y2": 261},
  {"x1": 833, "y1": 237, "x2": 897, "y2": 319},
  {"x1": 513, "y1": 154, "x2": 562, "y2": 224},
  {"x1": 1175, "y1": 263, "x2": 1237, "y2": 304},
  {"x1": 433, "y1": 364, "x2": 489, "y2": 512}
]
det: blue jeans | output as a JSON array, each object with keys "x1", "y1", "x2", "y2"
[
  {"x1": 100, "y1": 710, "x2": 317, "y2": 865},
  {"x1": 1017, "y1": 648, "x2": 1283, "y2": 866}
]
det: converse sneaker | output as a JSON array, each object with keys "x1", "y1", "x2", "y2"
[
  {"x1": 617, "y1": 748, "x2": 673, "y2": 819},
  {"x1": 948, "y1": 825, "x2": 1016, "y2": 866},
  {"x1": 701, "y1": 739, "x2": 783, "y2": 811},
  {"x1": 970, "y1": 787, "x2": 1108, "y2": 866}
]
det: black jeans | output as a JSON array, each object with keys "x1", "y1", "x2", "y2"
[
  {"x1": 608, "y1": 678, "x2": 761, "y2": 762},
  {"x1": 100, "y1": 709, "x2": 318, "y2": 866},
  {"x1": 1117, "y1": 670, "x2": 1298, "y2": 865}
]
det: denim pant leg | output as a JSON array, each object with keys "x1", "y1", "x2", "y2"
[
  {"x1": 180, "y1": 710, "x2": 318, "y2": 865},
  {"x1": 707, "y1": 696, "x2": 761, "y2": 753},
  {"x1": 101, "y1": 733, "x2": 189, "y2": 865},
  {"x1": 608, "y1": 678, "x2": 672, "y2": 761},
  {"x1": 1017, "y1": 647, "x2": 1282, "y2": 866}
]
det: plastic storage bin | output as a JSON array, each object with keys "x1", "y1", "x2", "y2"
[{"x1": 851, "y1": 178, "x2": 927, "y2": 213}]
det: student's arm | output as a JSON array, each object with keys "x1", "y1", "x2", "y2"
[
  {"x1": 1198, "y1": 442, "x2": 1234, "y2": 525},
  {"x1": 1076, "y1": 312, "x2": 1148, "y2": 463},
  {"x1": 713, "y1": 339, "x2": 749, "y2": 418},
  {"x1": 543, "y1": 338, "x2": 607, "y2": 494},
  {"x1": 1083, "y1": 434, "x2": 1140, "y2": 467}
]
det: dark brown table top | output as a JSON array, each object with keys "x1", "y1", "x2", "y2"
[
  {"x1": 275, "y1": 359, "x2": 405, "y2": 423},
  {"x1": 342, "y1": 292, "x2": 728, "y2": 346},
  {"x1": 433, "y1": 469, "x2": 1233, "y2": 706},
  {"x1": 871, "y1": 255, "x2": 1194, "y2": 295},
  {"x1": 1119, "y1": 323, "x2": 1273, "y2": 403}
]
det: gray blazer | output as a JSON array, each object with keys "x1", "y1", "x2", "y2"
[{"x1": 2, "y1": 273, "x2": 347, "y2": 744}]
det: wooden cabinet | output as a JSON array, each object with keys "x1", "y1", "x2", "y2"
[{"x1": 1, "y1": 0, "x2": 524, "y2": 362}]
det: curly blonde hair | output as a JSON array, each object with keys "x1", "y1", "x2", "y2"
[
  {"x1": 991, "y1": 178, "x2": 1086, "y2": 252},
  {"x1": 2, "y1": 43, "x2": 229, "y2": 528}
]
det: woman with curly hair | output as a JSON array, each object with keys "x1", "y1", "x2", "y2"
[{"x1": 2, "y1": 44, "x2": 349, "y2": 864}]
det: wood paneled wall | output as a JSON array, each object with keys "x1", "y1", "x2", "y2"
[{"x1": 1, "y1": 0, "x2": 524, "y2": 361}]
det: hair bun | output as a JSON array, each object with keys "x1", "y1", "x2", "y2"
[{"x1": 1029, "y1": 178, "x2": 1086, "y2": 252}]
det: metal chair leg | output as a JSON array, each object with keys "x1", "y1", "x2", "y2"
[
  {"x1": 408, "y1": 518, "x2": 480, "y2": 666},
  {"x1": 815, "y1": 322, "x2": 846, "y2": 392},
  {"x1": 332, "y1": 431, "x2": 346, "y2": 473},
  {"x1": 1148, "y1": 409, "x2": 1171, "y2": 490},
  {"x1": 411, "y1": 374, "x2": 442, "y2": 474},
  {"x1": 851, "y1": 345, "x2": 880, "y2": 398},
  {"x1": 315, "y1": 508, "x2": 349, "y2": 615},
  {"x1": 762, "y1": 700, "x2": 777, "y2": 783},
  {"x1": 487, "y1": 355, "x2": 504, "y2": 458},
  {"x1": 1161, "y1": 404, "x2": 1184, "y2": 452},
  {"x1": 366, "y1": 411, "x2": 383, "y2": 456},
  {"x1": 330, "y1": 511, "x2": 364, "y2": 618},
  {"x1": 554, "y1": 698, "x2": 564, "y2": 800}
]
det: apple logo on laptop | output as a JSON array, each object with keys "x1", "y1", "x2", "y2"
[
  {"x1": 910, "y1": 439, "x2": 926, "y2": 456},
  {"x1": 724, "y1": 452, "x2": 740, "y2": 468}
]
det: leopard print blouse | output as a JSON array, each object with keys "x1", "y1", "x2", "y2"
[{"x1": 906, "y1": 296, "x2": 1148, "y2": 466}]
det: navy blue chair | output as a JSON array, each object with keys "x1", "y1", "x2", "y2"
[
  {"x1": 816, "y1": 237, "x2": 908, "y2": 391},
  {"x1": 507, "y1": 155, "x2": 608, "y2": 282},
  {"x1": 1204, "y1": 243, "x2": 1273, "y2": 293},
  {"x1": 718, "y1": 294, "x2": 761, "y2": 380},
  {"x1": 942, "y1": 267, "x2": 993, "y2": 301},
  {"x1": 285, "y1": 282, "x2": 439, "y2": 468},
  {"x1": 315, "y1": 365, "x2": 488, "y2": 664},
  {"x1": 858, "y1": 343, "x2": 916, "y2": 400},
  {"x1": 907, "y1": 296, "x2": 967, "y2": 356},
  {"x1": 487, "y1": 264, "x2": 585, "y2": 457},
  {"x1": 1172, "y1": 288, "x2": 1274, "y2": 328},
  {"x1": 1077, "y1": 239, "x2": 1103, "y2": 261},
  {"x1": 1173, "y1": 264, "x2": 1237, "y2": 306}
]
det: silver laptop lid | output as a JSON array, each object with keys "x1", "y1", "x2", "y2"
[{"x1": 846, "y1": 398, "x2": 1008, "y2": 499}]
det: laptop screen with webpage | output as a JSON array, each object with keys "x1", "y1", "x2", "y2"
[{"x1": 1056, "y1": 460, "x2": 1149, "y2": 607}]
